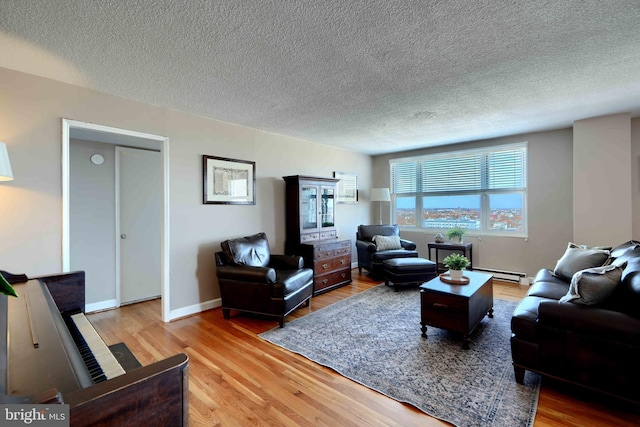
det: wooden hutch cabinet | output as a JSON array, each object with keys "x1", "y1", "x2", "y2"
[{"x1": 283, "y1": 175, "x2": 352, "y2": 295}]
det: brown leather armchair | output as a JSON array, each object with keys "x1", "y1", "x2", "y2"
[
  {"x1": 215, "y1": 232, "x2": 313, "y2": 327},
  {"x1": 356, "y1": 224, "x2": 418, "y2": 275}
]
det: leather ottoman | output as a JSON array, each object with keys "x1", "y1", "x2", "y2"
[{"x1": 382, "y1": 258, "x2": 437, "y2": 291}]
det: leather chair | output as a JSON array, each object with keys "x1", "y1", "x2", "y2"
[
  {"x1": 356, "y1": 224, "x2": 418, "y2": 276},
  {"x1": 215, "y1": 232, "x2": 313, "y2": 327}
]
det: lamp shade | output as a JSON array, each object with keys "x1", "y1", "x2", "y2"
[
  {"x1": 0, "y1": 142, "x2": 13, "y2": 181},
  {"x1": 370, "y1": 187, "x2": 390, "y2": 202}
]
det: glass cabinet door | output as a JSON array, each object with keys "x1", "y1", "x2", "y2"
[
  {"x1": 320, "y1": 186, "x2": 334, "y2": 228},
  {"x1": 301, "y1": 186, "x2": 317, "y2": 230}
]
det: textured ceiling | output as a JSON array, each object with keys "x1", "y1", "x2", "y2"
[{"x1": 1, "y1": 1, "x2": 639, "y2": 155}]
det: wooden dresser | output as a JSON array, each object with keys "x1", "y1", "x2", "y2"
[
  {"x1": 298, "y1": 239, "x2": 352, "y2": 295},
  {"x1": 283, "y1": 175, "x2": 352, "y2": 295}
]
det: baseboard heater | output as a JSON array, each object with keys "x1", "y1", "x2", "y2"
[{"x1": 472, "y1": 267, "x2": 528, "y2": 284}]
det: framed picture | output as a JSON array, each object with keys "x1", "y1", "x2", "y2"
[
  {"x1": 203, "y1": 155, "x2": 256, "y2": 205},
  {"x1": 334, "y1": 171, "x2": 358, "y2": 204}
]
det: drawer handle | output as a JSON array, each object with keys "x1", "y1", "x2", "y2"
[
  {"x1": 340, "y1": 259, "x2": 346, "y2": 264},
  {"x1": 341, "y1": 273, "x2": 346, "y2": 278},
  {"x1": 322, "y1": 263, "x2": 328, "y2": 269},
  {"x1": 432, "y1": 303, "x2": 449, "y2": 310},
  {"x1": 322, "y1": 279, "x2": 329, "y2": 284}
]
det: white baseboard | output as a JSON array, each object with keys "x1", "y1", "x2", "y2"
[
  {"x1": 85, "y1": 297, "x2": 222, "y2": 321},
  {"x1": 168, "y1": 298, "x2": 221, "y2": 321},
  {"x1": 86, "y1": 299, "x2": 118, "y2": 314}
]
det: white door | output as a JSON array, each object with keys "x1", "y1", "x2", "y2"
[{"x1": 117, "y1": 147, "x2": 162, "y2": 305}]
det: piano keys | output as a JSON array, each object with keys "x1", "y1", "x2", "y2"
[
  {"x1": 65, "y1": 311, "x2": 126, "y2": 382},
  {"x1": 0, "y1": 271, "x2": 189, "y2": 426}
]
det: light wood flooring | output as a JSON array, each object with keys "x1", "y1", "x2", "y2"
[{"x1": 88, "y1": 271, "x2": 640, "y2": 426}]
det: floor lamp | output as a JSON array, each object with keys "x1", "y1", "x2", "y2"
[
  {"x1": 370, "y1": 188, "x2": 390, "y2": 225},
  {"x1": 0, "y1": 142, "x2": 14, "y2": 181}
]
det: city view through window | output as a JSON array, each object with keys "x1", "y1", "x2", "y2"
[{"x1": 395, "y1": 193, "x2": 524, "y2": 232}]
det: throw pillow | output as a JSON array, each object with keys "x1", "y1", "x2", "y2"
[
  {"x1": 373, "y1": 234, "x2": 402, "y2": 251},
  {"x1": 553, "y1": 244, "x2": 610, "y2": 281},
  {"x1": 559, "y1": 263, "x2": 624, "y2": 305}
]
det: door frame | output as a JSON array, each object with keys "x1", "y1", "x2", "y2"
[{"x1": 61, "y1": 118, "x2": 172, "y2": 322}]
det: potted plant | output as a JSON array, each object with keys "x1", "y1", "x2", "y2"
[
  {"x1": 0, "y1": 272, "x2": 18, "y2": 297},
  {"x1": 446, "y1": 227, "x2": 465, "y2": 243},
  {"x1": 443, "y1": 253, "x2": 469, "y2": 281}
]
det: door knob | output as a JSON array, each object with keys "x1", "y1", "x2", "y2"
[{"x1": 121, "y1": 234, "x2": 128, "y2": 239}]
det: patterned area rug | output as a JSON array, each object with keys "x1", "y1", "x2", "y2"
[{"x1": 260, "y1": 284, "x2": 540, "y2": 427}]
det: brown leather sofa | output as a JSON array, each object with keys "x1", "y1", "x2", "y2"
[
  {"x1": 215, "y1": 232, "x2": 314, "y2": 327},
  {"x1": 511, "y1": 240, "x2": 640, "y2": 403},
  {"x1": 355, "y1": 224, "x2": 418, "y2": 275}
]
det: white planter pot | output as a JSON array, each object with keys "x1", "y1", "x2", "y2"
[{"x1": 449, "y1": 269, "x2": 464, "y2": 281}]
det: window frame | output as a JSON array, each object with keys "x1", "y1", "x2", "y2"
[{"x1": 389, "y1": 142, "x2": 528, "y2": 237}]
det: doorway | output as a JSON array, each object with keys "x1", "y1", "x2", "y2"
[{"x1": 62, "y1": 119, "x2": 171, "y2": 322}]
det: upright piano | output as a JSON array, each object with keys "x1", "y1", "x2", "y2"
[{"x1": 0, "y1": 271, "x2": 189, "y2": 426}]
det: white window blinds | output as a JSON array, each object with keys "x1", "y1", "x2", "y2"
[
  {"x1": 487, "y1": 148, "x2": 526, "y2": 190},
  {"x1": 391, "y1": 144, "x2": 526, "y2": 194},
  {"x1": 391, "y1": 161, "x2": 417, "y2": 194}
]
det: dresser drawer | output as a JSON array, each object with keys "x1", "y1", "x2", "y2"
[
  {"x1": 315, "y1": 268, "x2": 352, "y2": 292},
  {"x1": 335, "y1": 245, "x2": 350, "y2": 256},
  {"x1": 314, "y1": 247, "x2": 335, "y2": 259},
  {"x1": 319, "y1": 230, "x2": 337, "y2": 240},
  {"x1": 300, "y1": 233, "x2": 319, "y2": 243},
  {"x1": 313, "y1": 255, "x2": 350, "y2": 275},
  {"x1": 314, "y1": 239, "x2": 351, "y2": 257}
]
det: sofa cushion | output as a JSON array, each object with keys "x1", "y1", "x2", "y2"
[
  {"x1": 610, "y1": 240, "x2": 640, "y2": 259},
  {"x1": 559, "y1": 263, "x2": 624, "y2": 305},
  {"x1": 221, "y1": 232, "x2": 271, "y2": 267},
  {"x1": 569, "y1": 242, "x2": 612, "y2": 251},
  {"x1": 605, "y1": 256, "x2": 640, "y2": 315},
  {"x1": 371, "y1": 249, "x2": 418, "y2": 263},
  {"x1": 373, "y1": 234, "x2": 402, "y2": 251},
  {"x1": 553, "y1": 244, "x2": 610, "y2": 281},
  {"x1": 528, "y1": 269, "x2": 571, "y2": 300}
]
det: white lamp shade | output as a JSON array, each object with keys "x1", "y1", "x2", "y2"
[
  {"x1": 370, "y1": 187, "x2": 390, "y2": 202},
  {"x1": 0, "y1": 142, "x2": 13, "y2": 181}
]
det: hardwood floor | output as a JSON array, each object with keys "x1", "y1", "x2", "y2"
[{"x1": 88, "y1": 271, "x2": 640, "y2": 426}]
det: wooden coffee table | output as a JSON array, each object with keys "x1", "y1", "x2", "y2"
[{"x1": 419, "y1": 271, "x2": 493, "y2": 349}]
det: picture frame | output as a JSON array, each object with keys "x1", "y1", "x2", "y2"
[
  {"x1": 203, "y1": 155, "x2": 256, "y2": 205},
  {"x1": 334, "y1": 171, "x2": 358, "y2": 204}
]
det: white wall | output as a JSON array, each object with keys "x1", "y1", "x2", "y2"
[
  {"x1": 0, "y1": 67, "x2": 372, "y2": 317},
  {"x1": 573, "y1": 114, "x2": 632, "y2": 245},
  {"x1": 2, "y1": 66, "x2": 639, "y2": 310},
  {"x1": 373, "y1": 128, "x2": 575, "y2": 277},
  {"x1": 70, "y1": 139, "x2": 117, "y2": 304},
  {"x1": 633, "y1": 118, "x2": 640, "y2": 238}
]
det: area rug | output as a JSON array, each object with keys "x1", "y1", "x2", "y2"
[{"x1": 259, "y1": 284, "x2": 540, "y2": 427}]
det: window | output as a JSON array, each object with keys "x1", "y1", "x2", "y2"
[{"x1": 390, "y1": 143, "x2": 527, "y2": 236}]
